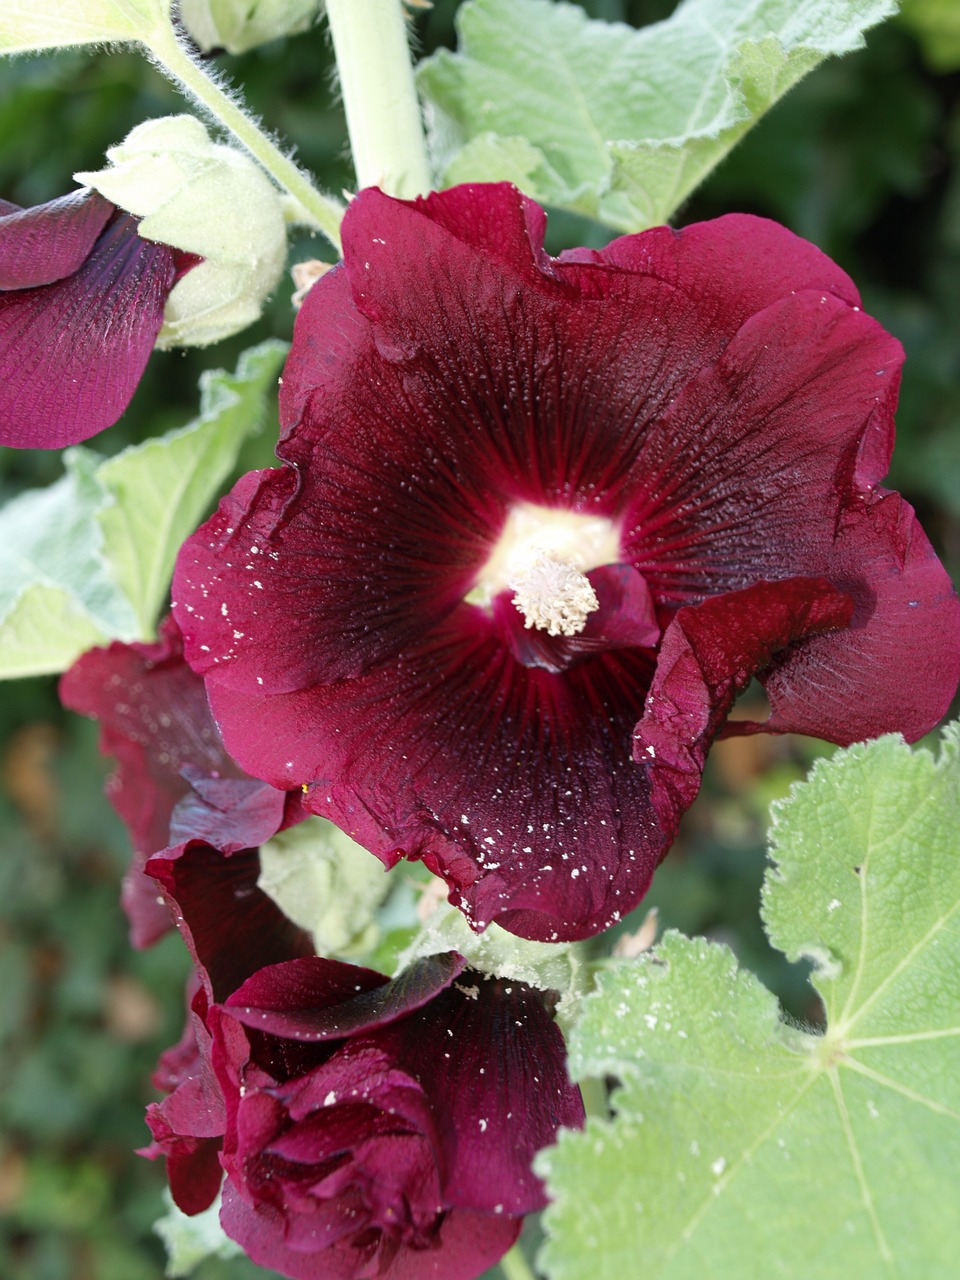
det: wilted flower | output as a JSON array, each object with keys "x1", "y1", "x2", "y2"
[
  {"x1": 173, "y1": 183, "x2": 960, "y2": 943},
  {"x1": 0, "y1": 188, "x2": 189, "y2": 448},
  {"x1": 59, "y1": 615, "x2": 302, "y2": 946},
  {"x1": 141, "y1": 837, "x2": 582, "y2": 1280}
]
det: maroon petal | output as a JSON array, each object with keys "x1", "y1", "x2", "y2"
[
  {"x1": 0, "y1": 208, "x2": 178, "y2": 448},
  {"x1": 140, "y1": 984, "x2": 227, "y2": 1215},
  {"x1": 202, "y1": 622, "x2": 664, "y2": 942},
  {"x1": 146, "y1": 843, "x2": 313, "y2": 1003},
  {"x1": 225, "y1": 953, "x2": 466, "y2": 1042},
  {"x1": 734, "y1": 491, "x2": 960, "y2": 744},
  {"x1": 143, "y1": 1115, "x2": 223, "y2": 1215},
  {"x1": 0, "y1": 188, "x2": 114, "y2": 289},
  {"x1": 60, "y1": 617, "x2": 241, "y2": 946},
  {"x1": 219, "y1": 1185, "x2": 519, "y2": 1280},
  {"x1": 168, "y1": 771, "x2": 291, "y2": 850},
  {"x1": 634, "y1": 577, "x2": 854, "y2": 831},
  {"x1": 379, "y1": 972, "x2": 584, "y2": 1217}
]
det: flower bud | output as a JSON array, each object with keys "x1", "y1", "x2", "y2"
[
  {"x1": 178, "y1": 0, "x2": 320, "y2": 54},
  {"x1": 75, "y1": 115, "x2": 288, "y2": 347}
]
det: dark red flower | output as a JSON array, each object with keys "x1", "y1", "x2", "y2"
[
  {"x1": 0, "y1": 187, "x2": 188, "y2": 448},
  {"x1": 59, "y1": 615, "x2": 302, "y2": 946},
  {"x1": 141, "y1": 837, "x2": 581, "y2": 1280},
  {"x1": 210, "y1": 953, "x2": 581, "y2": 1280},
  {"x1": 172, "y1": 182, "x2": 960, "y2": 943},
  {"x1": 140, "y1": 838, "x2": 314, "y2": 1211}
]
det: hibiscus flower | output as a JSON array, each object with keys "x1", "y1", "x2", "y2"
[
  {"x1": 173, "y1": 182, "x2": 960, "y2": 943},
  {"x1": 0, "y1": 187, "x2": 189, "y2": 449}
]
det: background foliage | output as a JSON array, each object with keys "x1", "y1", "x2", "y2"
[{"x1": 1, "y1": 2, "x2": 958, "y2": 1277}]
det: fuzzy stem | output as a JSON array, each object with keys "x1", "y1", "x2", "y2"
[
  {"x1": 500, "y1": 1242, "x2": 538, "y2": 1280},
  {"x1": 324, "y1": 0, "x2": 431, "y2": 197},
  {"x1": 144, "y1": 22, "x2": 344, "y2": 251}
]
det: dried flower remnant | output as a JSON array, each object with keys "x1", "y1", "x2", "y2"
[{"x1": 174, "y1": 182, "x2": 960, "y2": 944}]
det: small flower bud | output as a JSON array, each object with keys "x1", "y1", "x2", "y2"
[
  {"x1": 75, "y1": 115, "x2": 288, "y2": 348},
  {"x1": 178, "y1": 0, "x2": 320, "y2": 54}
]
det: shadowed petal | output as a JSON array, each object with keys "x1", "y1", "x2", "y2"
[
  {"x1": 0, "y1": 208, "x2": 179, "y2": 448},
  {"x1": 220, "y1": 1185, "x2": 519, "y2": 1280},
  {"x1": 634, "y1": 577, "x2": 854, "y2": 831},
  {"x1": 146, "y1": 843, "x2": 313, "y2": 1003},
  {"x1": 226, "y1": 954, "x2": 466, "y2": 1041},
  {"x1": 375, "y1": 973, "x2": 585, "y2": 1216},
  {"x1": 0, "y1": 188, "x2": 113, "y2": 288}
]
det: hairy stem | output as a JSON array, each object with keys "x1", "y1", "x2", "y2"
[
  {"x1": 144, "y1": 21, "x2": 344, "y2": 250},
  {"x1": 325, "y1": 0, "x2": 431, "y2": 197}
]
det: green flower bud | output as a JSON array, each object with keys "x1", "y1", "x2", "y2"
[
  {"x1": 75, "y1": 115, "x2": 288, "y2": 348},
  {"x1": 179, "y1": 0, "x2": 320, "y2": 55}
]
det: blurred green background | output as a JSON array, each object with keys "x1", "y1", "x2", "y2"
[{"x1": 1, "y1": 2, "x2": 959, "y2": 1277}]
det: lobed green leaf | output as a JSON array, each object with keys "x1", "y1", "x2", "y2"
[
  {"x1": 538, "y1": 726, "x2": 960, "y2": 1280},
  {"x1": 418, "y1": 0, "x2": 897, "y2": 232}
]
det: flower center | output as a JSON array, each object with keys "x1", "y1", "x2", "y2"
[
  {"x1": 468, "y1": 503, "x2": 621, "y2": 635},
  {"x1": 509, "y1": 555, "x2": 599, "y2": 636}
]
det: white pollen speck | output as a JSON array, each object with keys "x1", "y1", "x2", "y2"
[
  {"x1": 479, "y1": 1119, "x2": 487, "y2": 1132},
  {"x1": 645, "y1": 744, "x2": 656, "y2": 757},
  {"x1": 827, "y1": 898, "x2": 842, "y2": 912},
  {"x1": 257, "y1": 676, "x2": 264, "y2": 685},
  {"x1": 712, "y1": 1157, "x2": 726, "y2": 1176},
  {"x1": 324, "y1": 1091, "x2": 337, "y2": 1105},
  {"x1": 220, "y1": 603, "x2": 228, "y2": 616}
]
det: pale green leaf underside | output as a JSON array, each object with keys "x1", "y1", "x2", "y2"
[
  {"x1": 153, "y1": 1189, "x2": 242, "y2": 1278},
  {"x1": 539, "y1": 728, "x2": 960, "y2": 1280},
  {"x1": 418, "y1": 0, "x2": 896, "y2": 232},
  {"x1": 0, "y1": 0, "x2": 166, "y2": 53},
  {"x1": 96, "y1": 339, "x2": 287, "y2": 637},
  {"x1": 259, "y1": 816, "x2": 393, "y2": 959},
  {"x1": 0, "y1": 340, "x2": 285, "y2": 679}
]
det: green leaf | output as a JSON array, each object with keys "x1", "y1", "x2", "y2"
[
  {"x1": 538, "y1": 727, "x2": 960, "y2": 1280},
  {"x1": 0, "y1": 340, "x2": 286, "y2": 680},
  {"x1": 96, "y1": 339, "x2": 287, "y2": 635},
  {"x1": 899, "y1": 0, "x2": 960, "y2": 71},
  {"x1": 258, "y1": 816, "x2": 393, "y2": 959},
  {"x1": 0, "y1": 449, "x2": 140, "y2": 678},
  {"x1": 0, "y1": 0, "x2": 169, "y2": 54},
  {"x1": 397, "y1": 900, "x2": 588, "y2": 1026},
  {"x1": 153, "y1": 1189, "x2": 243, "y2": 1277},
  {"x1": 418, "y1": 0, "x2": 896, "y2": 232}
]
